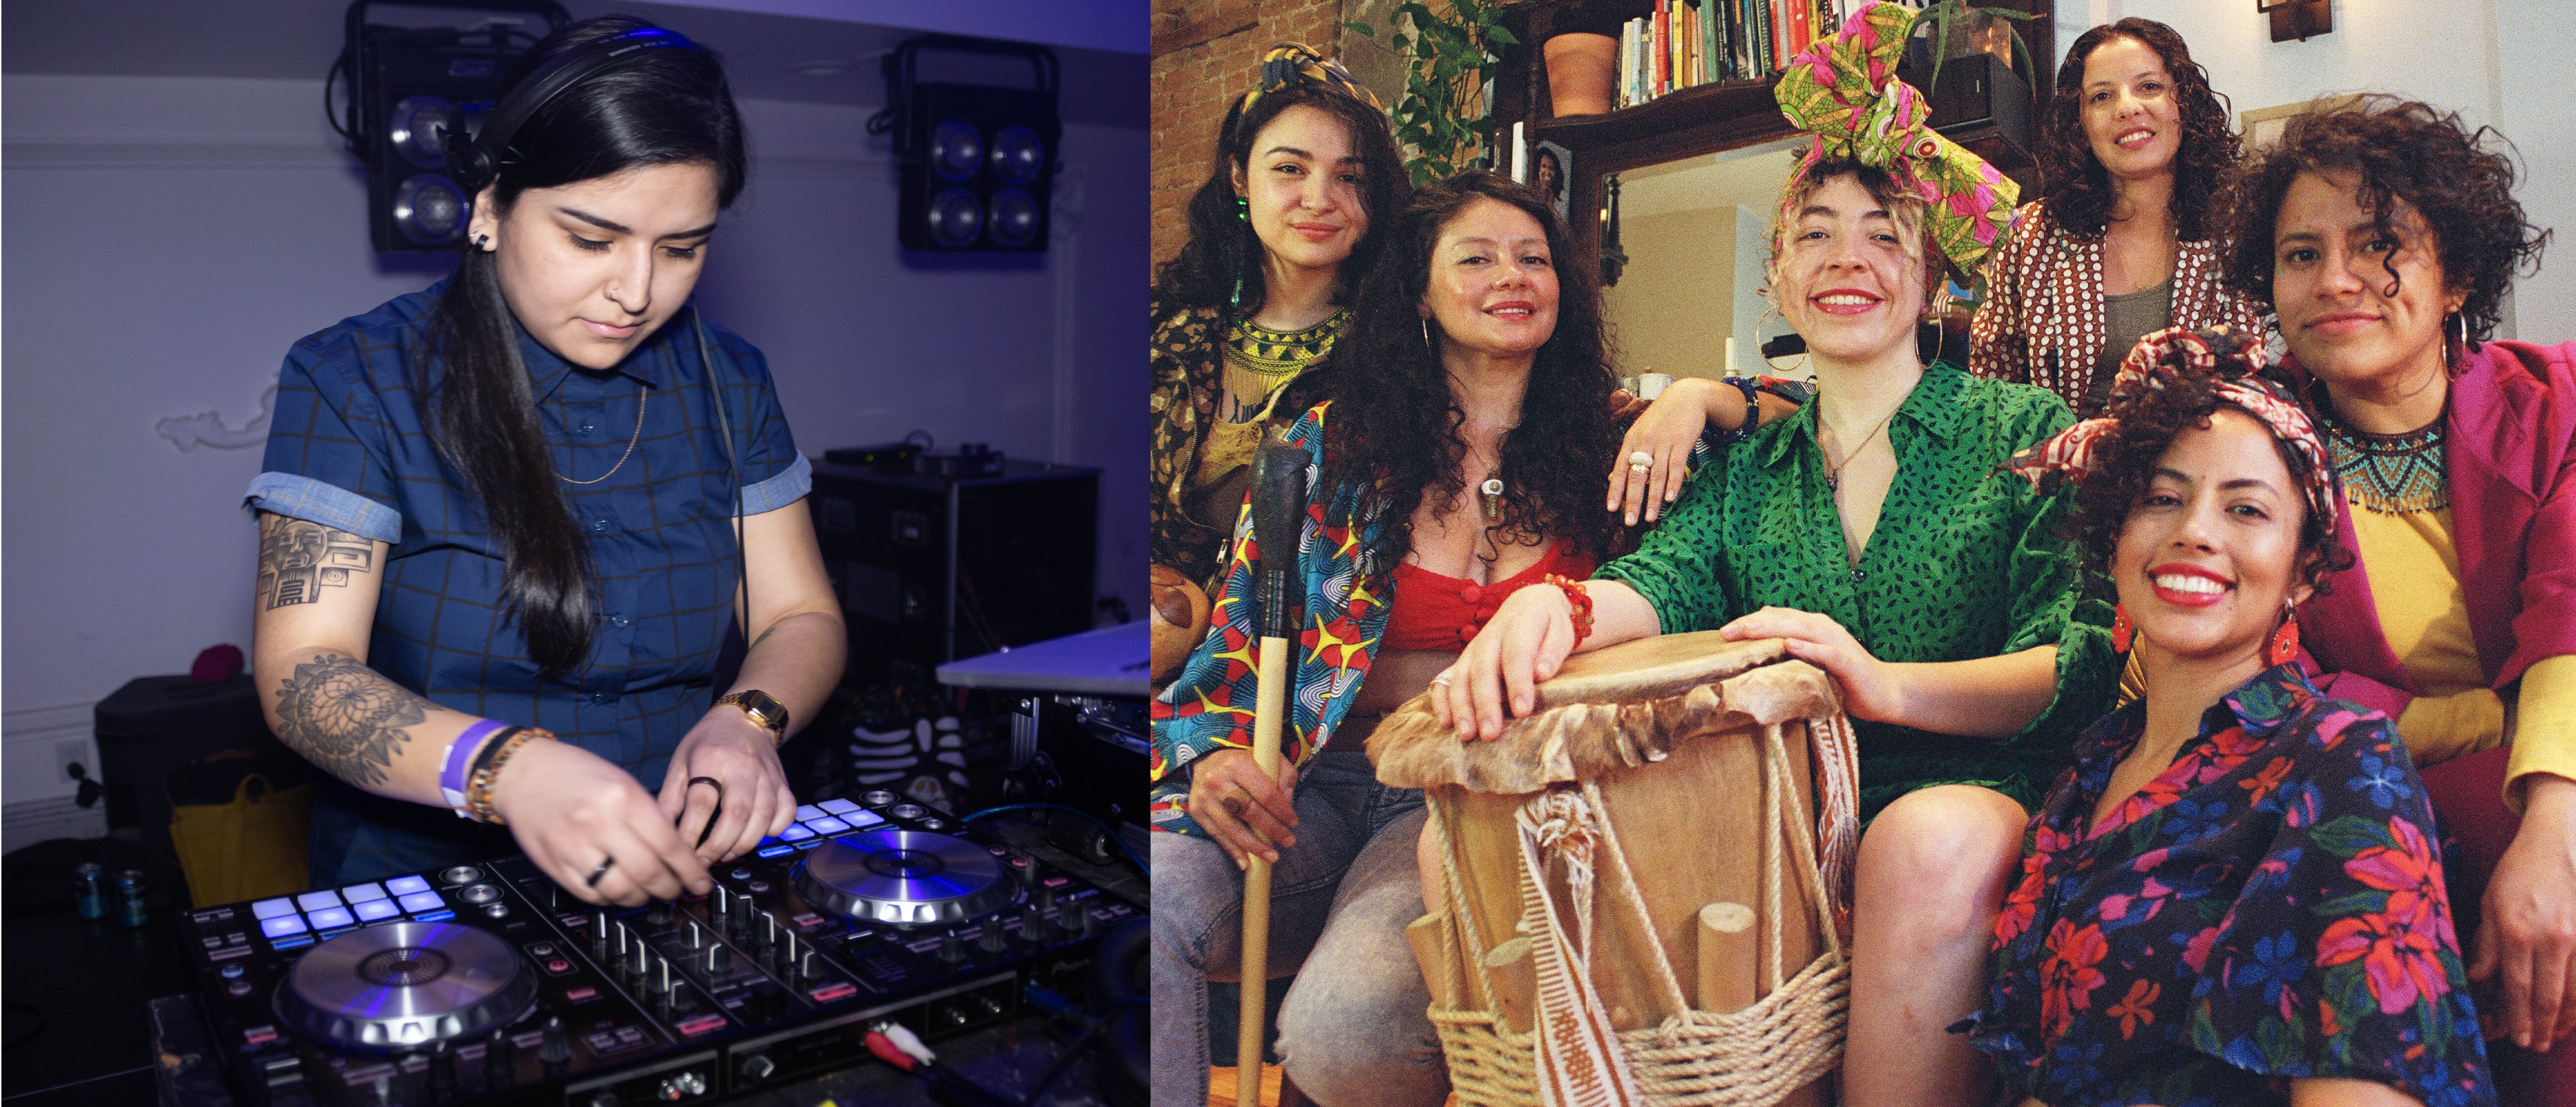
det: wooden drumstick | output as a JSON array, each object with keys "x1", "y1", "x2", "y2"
[{"x1": 1238, "y1": 437, "x2": 1308, "y2": 1106}]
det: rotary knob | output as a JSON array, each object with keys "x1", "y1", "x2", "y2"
[
  {"x1": 538, "y1": 1016, "x2": 572, "y2": 1066},
  {"x1": 739, "y1": 1053, "x2": 776, "y2": 1083},
  {"x1": 978, "y1": 924, "x2": 1005, "y2": 954},
  {"x1": 939, "y1": 931, "x2": 965, "y2": 964},
  {"x1": 1020, "y1": 905, "x2": 1047, "y2": 943}
]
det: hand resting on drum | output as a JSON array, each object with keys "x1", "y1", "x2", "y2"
[
  {"x1": 1718, "y1": 606, "x2": 2060, "y2": 738},
  {"x1": 1187, "y1": 747, "x2": 1300, "y2": 869},
  {"x1": 1431, "y1": 578, "x2": 1661, "y2": 740},
  {"x1": 1435, "y1": 584, "x2": 2065, "y2": 741}
]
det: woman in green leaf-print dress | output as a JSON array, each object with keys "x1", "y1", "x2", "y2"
[{"x1": 1437, "y1": 15, "x2": 2118, "y2": 1104}]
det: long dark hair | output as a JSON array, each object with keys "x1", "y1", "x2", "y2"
[
  {"x1": 1149, "y1": 82, "x2": 1408, "y2": 319},
  {"x1": 422, "y1": 15, "x2": 746, "y2": 678},
  {"x1": 2037, "y1": 19, "x2": 2236, "y2": 240},
  {"x1": 1321, "y1": 172, "x2": 1623, "y2": 576},
  {"x1": 2215, "y1": 96, "x2": 2546, "y2": 345}
]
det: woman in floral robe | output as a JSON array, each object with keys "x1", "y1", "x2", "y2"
[{"x1": 1967, "y1": 327, "x2": 2493, "y2": 1106}]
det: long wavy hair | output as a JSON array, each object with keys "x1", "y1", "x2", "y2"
[
  {"x1": 1149, "y1": 81, "x2": 1409, "y2": 319},
  {"x1": 421, "y1": 15, "x2": 746, "y2": 678},
  {"x1": 1321, "y1": 172, "x2": 1624, "y2": 578},
  {"x1": 2037, "y1": 19, "x2": 2237, "y2": 240},
  {"x1": 2215, "y1": 96, "x2": 2546, "y2": 345}
]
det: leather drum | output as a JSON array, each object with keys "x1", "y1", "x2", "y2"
[{"x1": 1368, "y1": 633, "x2": 1862, "y2": 1107}]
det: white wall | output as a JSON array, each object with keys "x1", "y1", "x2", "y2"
[
  {"x1": 2058, "y1": 0, "x2": 2573, "y2": 340},
  {"x1": 0, "y1": 73, "x2": 1147, "y2": 809}
]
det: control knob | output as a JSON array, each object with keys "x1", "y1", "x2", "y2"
[
  {"x1": 738, "y1": 1053, "x2": 777, "y2": 1083},
  {"x1": 427, "y1": 1039, "x2": 456, "y2": 1102},
  {"x1": 1020, "y1": 904, "x2": 1047, "y2": 943},
  {"x1": 538, "y1": 1016, "x2": 572, "y2": 1066},
  {"x1": 939, "y1": 930, "x2": 965, "y2": 964},
  {"x1": 978, "y1": 924, "x2": 1005, "y2": 954}
]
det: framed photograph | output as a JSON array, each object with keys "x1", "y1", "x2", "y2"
[
  {"x1": 1531, "y1": 140, "x2": 1573, "y2": 222},
  {"x1": 2240, "y1": 94, "x2": 2359, "y2": 150}
]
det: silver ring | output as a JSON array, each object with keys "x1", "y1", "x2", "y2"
[
  {"x1": 1628, "y1": 450, "x2": 1654, "y2": 467},
  {"x1": 1629, "y1": 462, "x2": 1651, "y2": 475},
  {"x1": 1429, "y1": 673, "x2": 1454, "y2": 687}
]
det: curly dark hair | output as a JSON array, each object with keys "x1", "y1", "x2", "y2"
[
  {"x1": 1148, "y1": 82, "x2": 1409, "y2": 319},
  {"x1": 2068, "y1": 360, "x2": 2350, "y2": 599},
  {"x1": 1320, "y1": 171, "x2": 1625, "y2": 578},
  {"x1": 2036, "y1": 19, "x2": 2238, "y2": 240},
  {"x1": 2215, "y1": 96, "x2": 2547, "y2": 345}
]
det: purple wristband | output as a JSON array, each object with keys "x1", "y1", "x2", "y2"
[{"x1": 440, "y1": 720, "x2": 510, "y2": 811}]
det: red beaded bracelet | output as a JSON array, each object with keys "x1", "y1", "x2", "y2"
[{"x1": 1544, "y1": 574, "x2": 1593, "y2": 649}]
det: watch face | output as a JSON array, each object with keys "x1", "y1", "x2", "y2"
[{"x1": 731, "y1": 691, "x2": 786, "y2": 732}]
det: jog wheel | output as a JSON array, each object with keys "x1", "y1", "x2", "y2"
[
  {"x1": 793, "y1": 829, "x2": 1011, "y2": 925},
  {"x1": 275, "y1": 921, "x2": 538, "y2": 1049}
]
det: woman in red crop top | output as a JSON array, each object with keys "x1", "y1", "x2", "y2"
[{"x1": 1149, "y1": 172, "x2": 1773, "y2": 1107}]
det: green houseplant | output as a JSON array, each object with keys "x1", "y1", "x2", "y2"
[{"x1": 1347, "y1": 0, "x2": 1520, "y2": 188}]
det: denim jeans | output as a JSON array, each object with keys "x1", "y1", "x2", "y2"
[{"x1": 1149, "y1": 747, "x2": 1447, "y2": 1107}]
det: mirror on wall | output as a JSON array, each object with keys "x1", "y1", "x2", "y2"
[{"x1": 1599, "y1": 138, "x2": 1807, "y2": 385}]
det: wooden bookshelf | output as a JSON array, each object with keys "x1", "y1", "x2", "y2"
[{"x1": 1492, "y1": 0, "x2": 2054, "y2": 260}]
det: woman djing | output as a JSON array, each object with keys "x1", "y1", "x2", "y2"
[{"x1": 245, "y1": 18, "x2": 843, "y2": 905}]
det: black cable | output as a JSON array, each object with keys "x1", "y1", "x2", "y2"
[
  {"x1": 3, "y1": 1002, "x2": 44, "y2": 1048},
  {"x1": 324, "y1": 55, "x2": 352, "y2": 143}
]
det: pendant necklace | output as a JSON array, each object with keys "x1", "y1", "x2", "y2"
[{"x1": 1822, "y1": 404, "x2": 1899, "y2": 494}]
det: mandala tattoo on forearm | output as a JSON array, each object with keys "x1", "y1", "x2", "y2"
[
  {"x1": 273, "y1": 654, "x2": 427, "y2": 788},
  {"x1": 258, "y1": 516, "x2": 372, "y2": 610}
]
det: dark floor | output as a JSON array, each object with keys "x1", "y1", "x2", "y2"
[{"x1": 3, "y1": 874, "x2": 196, "y2": 1105}]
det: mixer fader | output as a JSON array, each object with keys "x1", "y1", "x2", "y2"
[{"x1": 182, "y1": 790, "x2": 1139, "y2": 1104}]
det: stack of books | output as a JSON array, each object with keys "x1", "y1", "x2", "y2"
[{"x1": 1618, "y1": 0, "x2": 1881, "y2": 109}]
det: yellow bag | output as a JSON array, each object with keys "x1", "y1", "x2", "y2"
[{"x1": 169, "y1": 773, "x2": 315, "y2": 907}]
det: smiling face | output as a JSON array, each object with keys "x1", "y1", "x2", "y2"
[
  {"x1": 1230, "y1": 104, "x2": 1370, "y2": 278},
  {"x1": 467, "y1": 161, "x2": 720, "y2": 370},
  {"x1": 1418, "y1": 196, "x2": 1559, "y2": 358},
  {"x1": 2270, "y1": 169, "x2": 2465, "y2": 394},
  {"x1": 2111, "y1": 407, "x2": 2313, "y2": 664},
  {"x1": 1772, "y1": 172, "x2": 1933, "y2": 366},
  {"x1": 2078, "y1": 35, "x2": 2182, "y2": 184}
]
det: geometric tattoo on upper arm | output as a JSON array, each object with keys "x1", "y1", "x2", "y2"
[
  {"x1": 272, "y1": 653, "x2": 428, "y2": 789},
  {"x1": 259, "y1": 515, "x2": 373, "y2": 611}
]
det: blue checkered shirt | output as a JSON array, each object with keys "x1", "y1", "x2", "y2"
[{"x1": 246, "y1": 282, "x2": 810, "y2": 882}]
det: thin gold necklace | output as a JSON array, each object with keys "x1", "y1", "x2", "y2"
[
  {"x1": 559, "y1": 382, "x2": 648, "y2": 485},
  {"x1": 1821, "y1": 403, "x2": 1898, "y2": 492}
]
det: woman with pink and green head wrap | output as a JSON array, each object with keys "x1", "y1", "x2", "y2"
[{"x1": 1435, "y1": 6, "x2": 2117, "y2": 1103}]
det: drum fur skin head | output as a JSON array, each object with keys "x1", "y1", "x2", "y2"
[{"x1": 1367, "y1": 633, "x2": 1843, "y2": 794}]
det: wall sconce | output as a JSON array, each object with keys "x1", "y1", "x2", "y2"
[{"x1": 2258, "y1": 0, "x2": 2330, "y2": 43}]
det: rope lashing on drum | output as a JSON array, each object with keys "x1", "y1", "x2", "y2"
[
  {"x1": 1422, "y1": 712, "x2": 1862, "y2": 1107},
  {"x1": 1517, "y1": 790, "x2": 1646, "y2": 1107}
]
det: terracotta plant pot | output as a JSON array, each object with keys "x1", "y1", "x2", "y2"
[{"x1": 1543, "y1": 33, "x2": 1618, "y2": 118}]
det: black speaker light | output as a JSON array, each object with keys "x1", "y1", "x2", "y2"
[
  {"x1": 877, "y1": 36, "x2": 1062, "y2": 253},
  {"x1": 335, "y1": 0, "x2": 566, "y2": 252}
]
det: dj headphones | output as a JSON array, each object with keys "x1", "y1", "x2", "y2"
[{"x1": 446, "y1": 25, "x2": 701, "y2": 191}]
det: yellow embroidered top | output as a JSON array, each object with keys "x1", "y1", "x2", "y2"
[{"x1": 2347, "y1": 506, "x2": 2576, "y2": 807}]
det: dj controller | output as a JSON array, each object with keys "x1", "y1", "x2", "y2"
[{"x1": 176, "y1": 791, "x2": 1142, "y2": 1105}]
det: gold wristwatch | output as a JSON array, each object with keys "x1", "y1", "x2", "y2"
[{"x1": 714, "y1": 690, "x2": 790, "y2": 743}]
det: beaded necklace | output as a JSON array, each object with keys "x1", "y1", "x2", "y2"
[{"x1": 2324, "y1": 411, "x2": 2448, "y2": 514}]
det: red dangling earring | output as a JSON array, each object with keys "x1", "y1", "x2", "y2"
[
  {"x1": 2111, "y1": 604, "x2": 2134, "y2": 653},
  {"x1": 2268, "y1": 606, "x2": 2302, "y2": 666}
]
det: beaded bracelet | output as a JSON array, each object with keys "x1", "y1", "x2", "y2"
[
  {"x1": 1714, "y1": 377, "x2": 1763, "y2": 446},
  {"x1": 438, "y1": 719, "x2": 510, "y2": 814},
  {"x1": 464, "y1": 727, "x2": 555, "y2": 825},
  {"x1": 1544, "y1": 573, "x2": 1594, "y2": 649}
]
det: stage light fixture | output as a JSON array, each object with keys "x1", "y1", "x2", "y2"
[
  {"x1": 335, "y1": 1, "x2": 564, "y2": 253},
  {"x1": 875, "y1": 36, "x2": 1062, "y2": 253}
]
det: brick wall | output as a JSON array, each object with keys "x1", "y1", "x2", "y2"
[{"x1": 1149, "y1": 0, "x2": 1355, "y2": 270}]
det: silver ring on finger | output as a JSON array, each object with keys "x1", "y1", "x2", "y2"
[
  {"x1": 1430, "y1": 673, "x2": 1455, "y2": 687},
  {"x1": 584, "y1": 855, "x2": 616, "y2": 887}
]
